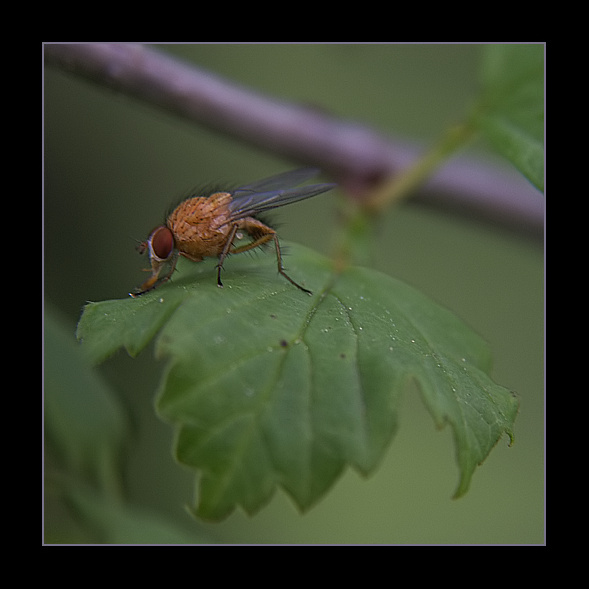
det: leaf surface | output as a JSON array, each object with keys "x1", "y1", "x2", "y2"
[{"x1": 77, "y1": 243, "x2": 518, "y2": 520}]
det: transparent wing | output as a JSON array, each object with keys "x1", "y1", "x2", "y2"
[
  {"x1": 232, "y1": 168, "x2": 322, "y2": 196},
  {"x1": 228, "y1": 168, "x2": 336, "y2": 220}
]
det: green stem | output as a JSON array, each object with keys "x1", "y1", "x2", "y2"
[
  {"x1": 332, "y1": 200, "x2": 375, "y2": 272},
  {"x1": 366, "y1": 121, "x2": 476, "y2": 213},
  {"x1": 333, "y1": 121, "x2": 477, "y2": 272}
]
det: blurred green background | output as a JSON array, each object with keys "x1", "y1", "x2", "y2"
[{"x1": 44, "y1": 44, "x2": 544, "y2": 544}]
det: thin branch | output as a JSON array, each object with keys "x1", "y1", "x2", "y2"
[{"x1": 44, "y1": 43, "x2": 543, "y2": 238}]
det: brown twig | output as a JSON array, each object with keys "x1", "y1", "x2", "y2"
[{"x1": 44, "y1": 43, "x2": 543, "y2": 238}]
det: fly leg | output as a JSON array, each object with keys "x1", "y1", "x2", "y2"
[
  {"x1": 271, "y1": 233, "x2": 312, "y2": 295},
  {"x1": 131, "y1": 251, "x2": 180, "y2": 297},
  {"x1": 231, "y1": 218, "x2": 312, "y2": 294},
  {"x1": 216, "y1": 223, "x2": 239, "y2": 287}
]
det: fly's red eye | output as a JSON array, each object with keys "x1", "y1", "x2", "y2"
[{"x1": 149, "y1": 226, "x2": 174, "y2": 261}]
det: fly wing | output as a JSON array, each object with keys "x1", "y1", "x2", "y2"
[
  {"x1": 228, "y1": 168, "x2": 336, "y2": 220},
  {"x1": 232, "y1": 168, "x2": 322, "y2": 196}
]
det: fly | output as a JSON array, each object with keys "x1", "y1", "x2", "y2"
[{"x1": 130, "y1": 168, "x2": 336, "y2": 297}]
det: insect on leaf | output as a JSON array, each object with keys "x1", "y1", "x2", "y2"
[{"x1": 77, "y1": 243, "x2": 518, "y2": 520}]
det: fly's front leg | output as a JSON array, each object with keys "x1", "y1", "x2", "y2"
[{"x1": 131, "y1": 251, "x2": 180, "y2": 297}]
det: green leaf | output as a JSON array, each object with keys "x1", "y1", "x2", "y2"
[
  {"x1": 77, "y1": 243, "x2": 518, "y2": 520},
  {"x1": 474, "y1": 43, "x2": 544, "y2": 191},
  {"x1": 60, "y1": 485, "x2": 214, "y2": 544},
  {"x1": 45, "y1": 307, "x2": 128, "y2": 496}
]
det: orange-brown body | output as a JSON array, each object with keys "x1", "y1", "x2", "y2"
[
  {"x1": 167, "y1": 193, "x2": 234, "y2": 261},
  {"x1": 167, "y1": 192, "x2": 276, "y2": 262}
]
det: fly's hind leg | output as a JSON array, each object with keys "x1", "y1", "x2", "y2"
[
  {"x1": 271, "y1": 233, "x2": 312, "y2": 295},
  {"x1": 230, "y1": 218, "x2": 312, "y2": 294}
]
